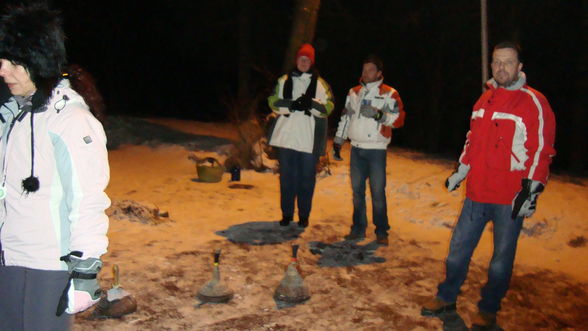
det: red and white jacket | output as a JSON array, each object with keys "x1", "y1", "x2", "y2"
[
  {"x1": 335, "y1": 78, "x2": 405, "y2": 150},
  {"x1": 459, "y1": 72, "x2": 556, "y2": 204}
]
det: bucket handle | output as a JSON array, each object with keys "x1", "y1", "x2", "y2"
[{"x1": 198, "y1": 157, "x2": 222, "y2": 168}]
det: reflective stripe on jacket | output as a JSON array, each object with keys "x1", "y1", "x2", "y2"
[
  {"x1": 335, "y1": 78, "x2": 405, "y2": 150},
  {"x1": 459, "y1": 72, "x2": 556, "y2": 204}
]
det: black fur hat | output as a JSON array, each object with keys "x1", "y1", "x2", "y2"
[
  {"x1": 0, "y1": 3, "x2": 66, "y2": 98},
  {"x1": 0, "y1": 3, "x2": 67, "y2": 194}
]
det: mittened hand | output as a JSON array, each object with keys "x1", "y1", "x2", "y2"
[
  {"x1": 289, "y1": 98, "x2": 301, "y2": 111},
  {"x1": 68, "y1": 288, "x2": 101, "y2": 314},
  {"x1": 56, "y1": 251, "x2": 103, "y2": 316},
  {"x1": 512, "y1": 179, "x2": 545, "y2": 219},
  {"x1": 445, "y1": 163, "x2": 470, "y2": 192},
  {"x1": 332, "y1": 143, "x2": 343, "y2": 161},
  {"x1": 298, "y1": 95, "x2": 312, "y2": 110},
  {"x1": 291, "y1": 95, "x2": 312, "y2": 111},
  {"x1": 359, "y1": 105, "x2": 386, "y2": 122},
  {"x1": 273, "y1": 99, "x2": 293, "y2": 109},
  {"x1": 359, "y1": 104, "x2": 378, "y2": 118}
]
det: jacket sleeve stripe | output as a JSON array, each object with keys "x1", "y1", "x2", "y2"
[
  {"x1": 388, "y1": 90, "x2": 405, "y2": 128},
  {"x1": 521, "y1": 87, "x2": 545, "y2": 179},
  {"x1": 318, "y1": 77, "x2": 335, "y2": 115},
  {"x1": 267, "y1": 75, "x2": 290, "y2": 115}
]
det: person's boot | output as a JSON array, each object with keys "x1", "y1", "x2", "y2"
[
  {"x1": 279, "y1": 216, "x2": 292, "y2": 226},
  {"x1": 376, "y1": 235, "x2": 389, "y2": 246},
  {"x1": 298, "y1": 217, "x2": 309, "y2": 228},
  {"x1": 343, "y1": 232, "x2": 365, "y2": 241},
  {"x1": 471, "y1": 310, "x2": 497, "y2": 329},
  {"x1": 421, "y1": 297, "x2": 457, "y2": 316}
]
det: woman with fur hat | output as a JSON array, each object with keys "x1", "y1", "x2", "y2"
[
  {"x1": 0, "y1": 3, "x2": 110, "y2": 329},
  {"x1": 267, "y1": 43, "x2": 334, "y2": 228}
]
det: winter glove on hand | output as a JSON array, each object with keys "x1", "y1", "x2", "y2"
[
  {"x1": 359, "y1": 103, "x2": 377, "y2": 117},
  {"x1": 289, "y1": 98, "x2": 301, "y2": 111},
  {"x1": 445, "y1": 163, "x2": 470, "y2": 192},
  {"x1": 56, "y1": 251, "x2": 103, "y2": 316},
  {"x1": 332, "y1": 137, "x2": 344, "y2": 161},
  {"x1": 273, "y1": 99, "x2": 294, "y2": 109},
  {"x1": 298, "y1": 94, "x2": 312, "y2": 110},
  {"x1": 360, "y1": 104, "x2": 385, "y2": 122},
  {"x1": 511, "y1": 178, "x2": 545, "y2": 219},
  {"x1": 291, "y1": 94, "x2": 312, "y2": 111}
]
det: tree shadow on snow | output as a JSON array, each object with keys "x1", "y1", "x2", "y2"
[
  {"x1": 308, "y1": 240, "x2": 386, "y2": 267},
  {"x1": 215, "y1": 221, "x2": 305, "y2": 245}
]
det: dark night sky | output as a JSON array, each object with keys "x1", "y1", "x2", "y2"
[{"x1": 7, "y1": 0, "x2": 587, "y2": 174}]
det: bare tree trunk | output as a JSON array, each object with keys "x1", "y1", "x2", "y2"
[
  {"x1": 480, "y1": 0, "x2": 488, "y2": 90},
  {"x1": 282, "y1": 0, "x2": 321, "y2": 72}
]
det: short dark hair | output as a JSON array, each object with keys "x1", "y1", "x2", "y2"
[
  {"x1": 493, "y1": 41, "x2": 523, "y2": 62},
  {"x1": 363, "y1": 54, "x2": 384, "y2": 72}
]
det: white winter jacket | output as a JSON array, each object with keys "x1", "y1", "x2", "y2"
[
  {"x1": 335, "y1": 79, "x2": 405, "y2": 149},
  {"x1": 0, "y1": 79, "x2": 110, "y2": 271},
  {"x1": 267, "y1": 72, "x2": 334, "y2": 154}
]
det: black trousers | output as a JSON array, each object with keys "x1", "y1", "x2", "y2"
[
  {"x1": 0, "y1": 265, "x2": 72, "y2": 331},
  {"x1": 278, "y1": 148, "x2": 318, "y2": 220}
]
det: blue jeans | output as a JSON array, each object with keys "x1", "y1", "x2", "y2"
[
  {"x1": 437, "y1": 198, "x2": 524, "y2": 313},
  {"x1": 350, "y1": 146, "x2": 389, "y2": 237},
  {"x1": 278, "y1": 148, "x2": 318, "y2": 220}
]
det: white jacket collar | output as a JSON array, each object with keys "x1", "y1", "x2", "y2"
[
  {"x1": 362, "y1": 78, "x2": 384, "y2": 93},
  {"x1": 487, "y1": 72, "x2": 526, "y2": 91}
]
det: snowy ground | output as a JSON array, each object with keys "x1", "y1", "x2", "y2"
[{"x1": 74, "y1": 118, "x2": 588, "y2": 330}]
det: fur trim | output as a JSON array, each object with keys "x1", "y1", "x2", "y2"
[{"x1": 0, "y1": 3, "x2": 66, "y2": 99}]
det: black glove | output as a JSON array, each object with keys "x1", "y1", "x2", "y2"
[
  {"x1": 511, "y1": 178, "x2": 545, "y2": 219},
  {"x1": 332, "y1": 137, "x2": 345, "y2": 161},
  {"x1": 290, "y1": 94, "x2": 312, "y2": 111},
  {"x1": 333, "y1": 143, "x2": 342, "y2": 161},
  {"x1": 273, "y1": 99, "x2": 293, "y2": 108}
]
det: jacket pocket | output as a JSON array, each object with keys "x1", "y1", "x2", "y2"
[{"x1": 486, "y1": 119, "x2": 515, "y2": 171}]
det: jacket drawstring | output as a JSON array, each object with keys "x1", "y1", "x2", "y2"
[{"x1": 22, "y1": 110, "x2": 39, "y2": 194}]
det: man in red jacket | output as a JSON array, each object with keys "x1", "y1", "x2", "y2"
[{"x1": 421, "y1": 42, "x2": 556, "y2": 328}]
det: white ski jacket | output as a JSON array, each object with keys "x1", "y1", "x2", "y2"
[
  {"x1": 0, "y1": 79, "x2": 110, "y2": 271},
  {"x1": 335, "y1": 79, "x2": 405, "y2": 150},
  {"x1": 267, "y1": 72, "x2": 334, "y2": 154}
]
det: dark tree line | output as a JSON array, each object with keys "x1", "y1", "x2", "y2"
[{"x1": 28, "y1": 0, "x2": 587, "y2": 175}]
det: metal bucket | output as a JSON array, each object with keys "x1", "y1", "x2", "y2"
[{"x1": 196, "y1": 157, "x2": 224, "y2": 183}]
